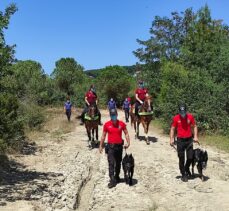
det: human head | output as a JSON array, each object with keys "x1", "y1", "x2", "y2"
[
  {"x1": 179, "y1": 103, "x2": 187, "y2": 118},
  {"x1": 110, "y1": 108, "x2": 118, "y2": 122},
  {"x1": 90, "y1": 84, "x2": 96, "y2": 93},
  {"x1": 66, "y1": 96, "x2": 70, "y2": 102},
  {"x1": 138, "y1": 80, "x2": 144, "y2": 89},
  {"x1": 110, "y1": 98, "x2": 113, "y2": 101}
]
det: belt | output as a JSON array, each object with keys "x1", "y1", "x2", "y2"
[
  {"x1": 177, "y1": 137, "x2": 192, "y2": 141},
  {"x1": 108, "y1": 143, "x2": 123, "y2": 148}
]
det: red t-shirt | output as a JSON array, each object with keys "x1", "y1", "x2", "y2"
[
  {"x1": 135, "y1": 88, "x2": 148, "y2": 100},
  {"x1": 103, "y1": 120, "x2": 126, "y2": 144},
  {"x1": 171, "y1": 113, "x2": 195, "y2": 138},
  {"x1": 85, "y1": 91, "x2": 97, "y2": 104}
]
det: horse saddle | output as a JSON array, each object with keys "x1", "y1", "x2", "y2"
[
  {"x1": 84, "y1": 114, "x2": 99, "y2": 121},
  {"x1": 138, "y1": 111, "x2": 154, "y2": 116}
]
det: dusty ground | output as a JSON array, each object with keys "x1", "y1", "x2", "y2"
[{"x1": 0, "y1": 109, "x2": 229, "y2": 211}]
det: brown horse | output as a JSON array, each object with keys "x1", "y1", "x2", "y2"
[
  {"x1": 130, "y1": 96, "x2": 153, "y2": 145},
  {"x1": 84, "y1": 104, "x2": 99, "y2": 148}
]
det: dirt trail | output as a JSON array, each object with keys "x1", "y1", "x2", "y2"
[{"x1": 1, "y1": 109, "x2": 229, "y2": 211}]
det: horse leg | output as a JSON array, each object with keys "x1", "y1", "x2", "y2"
[
  {"x1": 86, "y1": 127, "x2": 91, "y2": 148},
  {"x1": 145, "y1": 122, "x2": 150, "y2": 145},
  {"x1": 137, "y1": 121, "x2": 140, "y2": 139},
  {"x1": 96, "y1": 126, "x2": 99, "y2": 146}
]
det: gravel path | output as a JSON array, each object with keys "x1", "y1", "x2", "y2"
[{"x1": 1, "y1": 110, "x2": 229, "y2": 211}]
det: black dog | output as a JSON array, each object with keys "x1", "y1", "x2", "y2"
[
  {"x1": 122, "y1": 153, "x2": 135, "y2": 186},
  {"x1": 190, "y1": 148, "x2": 208, "y2": 181}
]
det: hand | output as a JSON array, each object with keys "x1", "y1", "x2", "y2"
[
  {"x1": 99, "y1": 145, "x2": 103, "y2": 153},
  {"x1": 124, "y1": 143, "x2": 130, "y2": 149},
  {"x1": 193, "y1": 138, "x2": 199, "y2": 145},
  {"x1": 170, "y1": 139, "x2": 174, "y2": 146},
  {"x1": 140, "y1": 101, "x2": 143, "y2": 105}
]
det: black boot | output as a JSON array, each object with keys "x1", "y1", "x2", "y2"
[
  {"x1": 181, "y1": 174, "x2": 188, "y2": 182},
  {"x1": 108, "y1": 176, "x2": 116, "y2": 188},
  {"x1": 80, "y1": 114, "x2": 84, "y2": 125}
]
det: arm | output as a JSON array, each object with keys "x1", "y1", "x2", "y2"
[
  {"x1": 123, "y1": 128, "x2": 130, "y2": 148},
  {"x1": 99, "y1": 131, "x2": 107, "y2": 153},
  {"x1": 193, "y1": 125, "x2": 198, "y2": 142},
  {"x1": 64, "y1": 106, "x2": 66, "y2": 113},
  {"x1": 170, "y1": 126, "x2": 175, "y2": 145},
  {"x1": 85, "y1": 96, "x2": 90, "y2": 106}
]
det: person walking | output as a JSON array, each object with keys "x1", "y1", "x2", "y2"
[
  {"x1": 99, "y1": 109, "x2": 130, "y2": 188},
  {"x1": 64, "y1": 97, "x2": 72, "y2": 121},
  {"x1": 123, "y1": 98, "x2": 130, "y2": 122},
  {"x1": 107, "y1": 98, "x2": 117, "y2": 112},
  {"x1": 170, "y1": 103, "x2": 198, "y2": 182}
]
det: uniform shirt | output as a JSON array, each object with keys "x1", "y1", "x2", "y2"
[
  {"x1": 103, "y1": 120, "x2": 126, "y2": 144},
  {"x1": 171, "y1": 113, "x2": 195, "y2": 138},
  {"x1": 123, "y1": 100, "x2": 130, "y2": 109},
  {"x1": 135, "y1": 88, "x2": 148, "y2": 101},
  {"x1": 85, "y1": 91, "x2": 97, "y2": 104},
  {"x1": 108, "y1": 100, "x2": 116, "y2": 110},
  {"x1": 64, "y1": 102, "x2": 72, "y2": 111}
]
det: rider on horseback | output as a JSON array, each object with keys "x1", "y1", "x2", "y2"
[
  {"x1": 80, "y1": 84, "x2": 103, "y2": 126},
  {"x1": 135, "y1": 80, "x2": 151, "y2": 117}
]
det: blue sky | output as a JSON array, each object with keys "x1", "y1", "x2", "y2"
[{"x1": 1, "y1": 0, "x2": 229, "y2": 75}]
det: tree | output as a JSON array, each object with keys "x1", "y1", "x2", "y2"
[
  {"x1": 0, "y1": 4, "x2": 24, "y2": 152},
  {"x1": 95, "y1": 66, "x2": 135, "y2": 107},
  {"x1": 134, "y1": 5, "x2": 229, "y2": 134},
  {"x1": 51, "y1": 58, "x2": 85, "y2": 95}
]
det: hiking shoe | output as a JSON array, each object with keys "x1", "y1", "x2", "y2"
[
  {"x1": 80, "y1": 122, "x2": 84, "y2": 125},
  {"x1": 108, "y1": 180, "x2": 116, "y2": 188},
  {"x1": 115, "y1": 175, "x2": 121, "y2": 183},
  {"x1": 181, "y1": 175, "x2": 188, "y2": 182}
]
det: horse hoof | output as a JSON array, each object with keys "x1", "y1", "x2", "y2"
[{"x1": 146, "y1": 141, "x2": 150, "y2": 145}]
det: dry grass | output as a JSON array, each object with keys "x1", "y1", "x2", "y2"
[
  {"x1": 201, "y1": 135, "x2": 229, "y2": 153},
  {"x1": 26, "y1": 107, "x2": 81, "y2": 142}
]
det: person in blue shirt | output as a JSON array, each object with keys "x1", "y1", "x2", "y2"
[
  {"x1": 107, "y1": 98, "x2": 117, "y2": 112},
  {"x1": 64, "y1": 97, "x2": 72, "y2": 121},
  {"x1": 123, "y1": 98, "x2": 130, "y2": 123}
]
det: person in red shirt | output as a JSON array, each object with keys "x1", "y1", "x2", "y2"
[
  {"x1": 99, "y1": 108, "x2": 130, "y2": 188},
  {"x1": 135, "y1": 80, "x2": 151, "y2": 116},
  {"x1": 80, "y1": 85, "x2": 102, "y2": 125},
  {"x1": 170, "y1": 104, "x2": 198, "y2": 182}
]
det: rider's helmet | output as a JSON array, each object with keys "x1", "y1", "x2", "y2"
[
  {"x1": 110, "y1": 98, "x2": 114, "y2": 101},
  {"x1": 179, "y1": 103, "x2": 187, "y2": 118},
  {"x1": 138, "y1": 80, "x2": 144, "y2": 88}
]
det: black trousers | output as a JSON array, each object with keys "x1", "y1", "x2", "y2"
[
  {"x1": 65, "y1": 110, "x2": 71, "y2": 121},
  {"x1": 135, "y1": 101, "x2": 141, "y2": 116},
  {"x1": 107, "y1": 144, "x2": 123, "y2": 179},
  {"x1": 124, "y1": 108, "x2": 129, "y2": 121},
  {"x1": 177, "y1": 137, "x2": 193, "y2": 176}
]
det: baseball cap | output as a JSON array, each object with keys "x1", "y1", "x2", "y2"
[{"x1": 179, "y1": 104, "x2": 187, "y2": 117}]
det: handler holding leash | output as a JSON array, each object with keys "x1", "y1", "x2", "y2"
[
  {"x1": 99, "y1": 108, "x2": 130, "y2": 188},
  {"x1": 170, "y1": 104, "x2": 198, "y2": 182}
]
